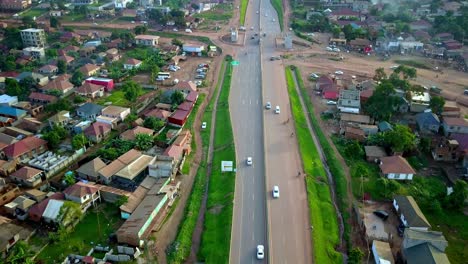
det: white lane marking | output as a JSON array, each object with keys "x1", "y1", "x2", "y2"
[
  {"x1": 252, "y1": 192, "x2": 255, "y2": 201},
  {"x1": 242, "y1": 99, "x2": 245, "y2": 104},
  {"x1": 250, "y1": 99, "x2": 252, "y2": 105},
  {"x1": 256, "y1": 99, "x2": 259, "y2": 105}
]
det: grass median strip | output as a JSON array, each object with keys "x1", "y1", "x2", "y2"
[
  {"x1": 239, "y1": 0, "x2": 248, "y2": 25},
  {"x1": 199, "y1": 59, "x2": 235, "y2": 263},
  {"x1": 292, "y1": 67, "x2": 351, "y2": 245},
  {"x1": 285, "y1": 67, "x2": 342, "y2": 263},
  {"x1": 270, "y1": 0, "x2": 284, "y2": 31}
]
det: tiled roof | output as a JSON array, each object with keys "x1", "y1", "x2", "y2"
[
  {"x1": 443, "y1": 117, "x2": 468, "y2": 127},
  {"x1": 98, "y1": 149, "x2": 141, "y2": 179},
  {"x1": 120, "y1": 126, "x2": 154, "y2": 141},
  {"x1": 4, "y1": 136, "x2": 47, "y2": 158},
  {"x1": 125, "y1": 58, "x2": 142, "y2": 65},
  {"x1": 79, "y1": 64, "x2": 100, "y2": 75},
  {"x1": 77, "y1": 157, "x2": 106, "y2": 178},
  {"x1": 57, "y1": 55, "x2": 74, "y2": 64},
  {"x1": 178, "y1": 101, "x2": 193, "y2": 111},
  {"x1": 84, "y1": 122, "x2": 111, "y2": 136},
  {"x1": 185, "y1": 91, "x2": 199, "y2": 102},
  {"x1": 11, "y1": 166, "x2": 42, "y2": 180},
  {"x1": 76, "y1": 82, "x2": 104, "y2": 94},
  {"x1": 102, "y1": 105, "x2": 130, "y2": 116},
  {"x1": 64, "y1": 182, "x2": 99, "y2": 198},
  {"x1": 143, "y1": 108, "x2": 171, "y2": 120},
  {"x1": 174, "y1": 81, "x2": 197, "y2": 93},
  {"x1": 42, "y1": 74, "x2": 73, "y2": 92},
  {"x1": 163, "y1": 144, "x2": 184, "y2": 159},
  {"x1": 38, "y1": 64, "x2": 58, "y2": 72},
  {"x1": 380, "y1": 156, "x2": 416, "y2": 174},
  {"x1": 135, "y1": 35, "x2": 160, "y2": 40},
  {"x1": 28, "y1": 92, "x2": 58, "y2": 103}
]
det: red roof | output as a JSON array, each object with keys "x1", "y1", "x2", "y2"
[
  {"x1": 185, "y1": 91, "x2": 199, "y2": 102},
  {"x1": 174, "y1": 81, "x2": 197, "y2": 93},
  {"x1": 143, "y1": 108, "x2": 171, "y2": 120},
  {"x1": 323, "y1": 91, "x2": 339, "y2": 100},
  {"x1": 178, "y1": 101, "x2": 194, "y2": 111},
  {"x1": 332, "y1": 8, "x2": 359, "y2": 16},
  {"x1": 360, "y1": 89, "x2": 374, "y2": 99},
  {"x1": 443, "y1": 117, "x2": 468, "y2": 127},
  {"x1": 84, "y1": 122, "x2": 111, "y2": 136},
  {"x1": 4, "y1": 136, "x2": 47, "y2": 159},
  {"x1": 28, "y1": 192, "x2": 64, "y2": 222},
  {"x1": 379, "y1": 156, "x2": 416, "y2": 174},
  {"x1": 76, "y1": 82, "x2": 104, "y2": 94},
  {"x1": 28, "y1": 92, "x2": 58, "y2": 103},
  {"x1": 64, "y1": 182, "x2": 99, "y2": 198},
  {"x1": 125, "y1": 58, "x2": 142, "y2": 65},
  {"x1": 0, "y1": 71, "x2": 20, "y2": 78},
  {"x1": 163, "y1": 144, "x2": 183, "y2": 159},
  {"x1": 170, "y1": 109, "x2": 190, "y2": 121}
]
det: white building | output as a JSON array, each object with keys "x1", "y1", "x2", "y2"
[
  {"x1": 0, "y1": 95, "x2": 19, "y2": 106},
  {"x1": 410, "y1": 92, "x2": 430, "y2": 113},
  {"x1": 372, "y1": 240, "x2": 395, "y2": 264},
  {"x1": 135, "y1": 35, "x2": 160, "y2": 47},
  {"x1": 20, "y1": 28, "x2": 46, "y2": 48},
  {"x1": 182, "y1": 43, "x2": 205, "y2": 53},
  {"x1": 115, "y1": 0, "x2": 133, "y2": 8},
  {"x1": 22, "y1": 47, "x2": 45, "y2": 59}
]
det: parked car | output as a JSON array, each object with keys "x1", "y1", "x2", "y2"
[
  {"x1": 185, "y1": 28, "x2": 192, "y2": 33},
  {"x1": 326, "y1": 101, "x2": 337, "y2": 105},
  {"x1": 326, "y1": 47, "x2": 333, "y2": 51},
  {"x1": 198, "y1": 63, "x2": 209, "y2": 68},
  {"x1": 201, "y1": 122, "x2": 207, "y2": 129},
  {"x1": 256, "y1": 245, "x2": 264, "y2": 259},
  {"x1": 272, "y1": 185, "x2": 280, "y2": 198},
  {"x1": 333, "y1": 48, "x2": 341, "y2": 52},
  {"x1": 373, "y1": 210, "x2": 389, "y2": 221},
  {"x1": 265, "y1": 102, "x2": 271, "y2": 109},
  {"x1": 195, "y1": 75, "x2": 206, "y2": 79},
  {"x1": 195, "y1": 80, "x2": 202, "y2": 86},
  {"x1": 275, "y1": 105, "x2": 280, "y2": 114},
  {"x1": 334, "y1": 70, "x2": 344, "y2": 75},
  {"x1": 310, "y1": 73, "x2": 319, "y2": 79},
  {"x1": 173, "y1": 28, "x2": 178, "y2": 32},
  {"x1": 196, "y1": 68, "x2": 207, "y2": 73}
]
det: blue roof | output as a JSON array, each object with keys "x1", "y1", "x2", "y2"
[
  {"x1": 416, "y1": 112, "x2": 440, "y2": 125},
  {"x1": 77, "y1": 103, "x2": 104, "y2": 115},
  {"x1": 0, "y1": 106, "x2": 27, "y2": 118},
  {"x1": 378, "y1": 121, "x2": 393, "y2": 132}
]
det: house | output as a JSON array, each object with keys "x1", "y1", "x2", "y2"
[
  {"x1": 120, "y1": 126, "x2": 154, "y2": 141},
  {"x1": 76, "y1": 103, "x2": 104, "y2": 121},
  {"x1": 168, "y1": 110, "x2": 190, "y2": 127},
  {"x1": 41, "y1": 74, "x2": 74, "y2": 95},
  {"x1": 323, "y1": 86, "x2": 339, "y2": 100},
  {"x1": 48, "y1": 110, "x2": 70, "y2": 128},
  {"x1": 0, "y1": 216, "x2": 24, "y2": 256},
  {"x1": 9, "y1": 166, "x2": 43, "y2": 188},
  {"x1": 372, "y1": 240, "x2": 395, "y2": 264},
  {"x1": 28, "y1": 192, "x2": 64, "y2": 222},
  {"x1": 442, "y1": 117, "x2": 468, "y2": 136},
  {"x1": 402, "y1": 229, "x2": 449, "y2": 264},
  {"x1": 378, "y1": 121, "x2": 393, "y2": 132},
  {"x1": 95, "y1": 116, "x2": 118, "y2": 129},
  {"x1": 79, "y1": 46, "x2": 96, "y2": 57},
  {"x1": 364, "y1": 146, "x2": 387, "y2": 162},
  {"x1": 337, "y1": 89, "x2": 360, "y2": 113},
  {"x1": 15, "y1": 72, "x2": 49, "y2": 87},
  {"x1": 393, "y1": 195, "x2": 431, "y2": 230},
  {"x1": 100, "y1": 105, "x2": 131, "y2": 122},
  {"x1": 38, "y1": 64, "x2": 58, "y2": 76},
  {"x1": 0, "y1": 95, "x2": 18, "y2": 107},
  {"x1": 340, "y1": 113, "x2": 371, "y2": 127},
  {"x1": 22, "y1": 47, "x2": 45, "y2": 59},
  {"x1": 76, "y1": 82, "x2": 105, "y2": 98},
  {"x1": 416, "y1": 112, "x2": 440, "y2": 134},
  {"x1": 84, "y1": 122, "x2": 112, "y2": 143},
  {"x1": 98, "y1": 149, "x2": 149, "y2": 184},
  {"x1": 344, "y1": 126, "x2": 366, "y2": 142},
  {"x1": 79, "y1": 64, "x2": 100, "y2": 78},
  {"x1": 42, "y1": 199, "x2": 64, "y2": 223},
  {"x1": 123, "y1": 58, "x2": 142, "y2": 70},
  {"x1": 148, "y1": 155, "x2": 175, "y2": 178},
  {"x1": 329, "y1": 8, "x2": 363, "y2": 21},
  {"x1": 173, "y1": 81, "x2": 197, "y2": 94},
  {"x1": 28, "y1": 92, "x2": 57, "y2": 105},
  {"x1": 431, "y1": 138, "x2": 460, "y2": 162},
  {"x1": 316, "y1": 76, "x2": 334, "y2": 91},
  {"x1": 182, "y1": 43, "x2": 205, "y2": 54},
  {"x1": 49, "y1": 10, "x2": 62, "y2": 17},
  {"x1": 349, "y1": 38, "x2": 372, "y2": 51},
  {"x1": 0, "y1": 183, "x2": 21, "y2": 207},
  {"x1": 24, "y1": 189, "x2": 46, "y2": 202},
  {"x1": 60, "y1": 32, "x2": 81, "y2": 43},
  {"x1": 435, "y1": 33, "x2": 454, "y2": 41},
  {"x1": 409, "y1": 20, "x2": 432, "y2": 31},
  {"x1": 4, "y1": 195, "x2": 36, "y2": 220},
  {"x1": 64, "y1": 182, "x2": 100, "y2": 212},
  {"x1": 0, "y1": 160, "x2": 17, "y2": 176},
  {"x1": 410, "y1": 92, "x2": 431, "y2": 112},
  {"x1": 359, "y1": 124, "x2": 378, "y2": 136},
  {"x1": 443, "y1": 40, "x2": 462, "y2": 50},
  {"x1": 143, "y1": 108, "x2": 171, "y2": 121},
  {"x1": 135, "y1": 35, "x2": 160, "y2": 46},
  {"x1": 85, "y1": 77, "x2": 114, "y2": 92},
  {"x1": 106, "y1": 48, "x2": 121, "y2": 62},
  {"x1": 0, "y1": 106, "x2": 26, "y2": 121},
  {"x1": 57, "y1": 55, "x2": 74, "y2": 64},
  {"x1": 0, "y1": 0, "x2": 31, "y2": 10},
  {"x1": 77, "y1": 157, "x2": 107, "y2": 181},
  {"x1": 379, "y1": 156, "x2": 416, "y2": 180},
  {"x1": 359, "y1": 89, "x2": 374, "y2": 103},
  {"x1": 163, "y1": 130, "x2": 191, "y2": 166}
]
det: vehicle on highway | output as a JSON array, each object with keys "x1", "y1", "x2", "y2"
[
  {"x1": 373, "y1": 210, "x2": 389, "y2": 221},
  {"x1": 275, "y1": 106, "x2": 280, "y2": 114},
  {"x1": 246, "y1": 157, "x2": 253, "y2": 166},
  {"x1": 201, "y1": 122, "x2": 207, "y2": 129},
  {"x1": 272, "y1": 185, "x2": 280, "y2": 198},
  {"x1": 272, "y1": 18, "x2": 276, "y2": 22},
  {"x1": 256, "y1": 245, "x2": 264, "y2": 259},
  {"x1": 265, "y1": 102, "x2": 271, "y2": 109},
  {"x1": 256, "y1": 10, "x2": 259, "y2": 14},
  {"x1": 265, "y1": 13, "x2": 268, "y2": 17},
  {"x1": 334, "y1": 70, "x2": 344, "y2": 75},
  {"x1": 251, "y1": 26, "x2": 254, "y2": 30},
  {"x1": 326, "y1": 101, "x2": 337, "y2": 105}
]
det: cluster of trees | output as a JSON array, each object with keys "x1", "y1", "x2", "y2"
[
  {"x1": 147, "y1": 9, "x2": 187, "y2": 26},
  {"x1": 122, "y1": 81, "x2": 143, "y2": 102},
  {"x1": 143, "y1": 116, "x2": 165, "y2": 131},
  {"x1": 45, "y1": 98, "x2": 73, "y2": 113},
  {"x1": 96, "y1": 133, "x2": 157, "y2": 159},
  {"x1": 291, "y1": 13, "x2": 333, "y2": 33},
  {"x1": 42, "y1": 125, "x2": 68, "y2": 149},
  {"x1": 432, "y1": 7, "x2": 468, "y2": 42},
  {"x1": 5, "y1": 78, "x2": 34, "y2": 101}
]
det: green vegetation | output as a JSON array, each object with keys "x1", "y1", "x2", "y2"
[
  {"x1": 37, "y1": 204, "x2": 122, "y2": 263},
  {"x1": 285, "y1": 67, "x2": 342, "y2": 263},
  {"x1": 393, "y1": 59, "x2": 431, "y2": 70},
  {"x1": 271, "y1": 0, "x2": 284, "y2": 30},
  {"x1": 20, "y1": 8, "x2": 44, "y2": 18},
  {"x1": 292, "y1": 67, "x2": 350, "y2": 245},
  {"x1": 95, "y1": 87, "x2": 150, "y2": 107},
  {"x1": 239, "y1": 0, "x2": 248, "y2": 25},
  {"x1": 167, "y1": 60, "x2": 225, "y2": 263},
  {"x1": 194, "y1": 3, "x2": 233, "y2": 21},
  {"x1": 198, "y1": 57, "x2": 235, "y2": 262}
]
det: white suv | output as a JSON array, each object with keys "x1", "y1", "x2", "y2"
[
  {"x1": 272, "y1": 185, "x2": 280, "y2": 198},
  {"x1": 256, "y1": 245, "x2": 264, "y2": 259},
  {"x1": 275, "y1": 106, "x2": 280, "y2": 114},
  {"x1": 246, "y1": 157, "x2": 253, "y2": 166}
]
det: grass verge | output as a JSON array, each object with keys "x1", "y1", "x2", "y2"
[
  {"x1": 270, "y1": 0, "x2": 284, "y2": 31},
  {"x1": 239, "y1": 0, "x2": 248, "y2": 25},
  {"x1": 194, "y1": 3, "x2": 233, "y2": 21},
  {"x1": 393, "y1": 59, "x2": 432, "y2": 69},
  {"x1": 198, "y1": 58, "x2": 235, "y2": 262},
  {"x1": 292, "y1": 67, "x2": 351, "y2": 245},
  {"x1": 167, "y1": 60, "x2": 226, "y2": 263},
  {"x1": 285, "y1": 67, "x2": 342, "y2": 263}
]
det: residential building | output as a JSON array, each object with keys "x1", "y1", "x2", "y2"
[
  {"x1": 22, "y1": 47, "x2": 45, "y2": 59},
  {"x1": 163, "y1": 130, "x2": 191, "y2": 167},
  {"x1": 0, "y1": 183, "x2": 21, "y2": 207},
  {"x1": 143, "y1": 108, "x2": 171, "y2": 121},
  {"x1": 114, "y1": 0, "x2": 133, "y2": 8},
  {"x1": 28, "y1": 192, "x2": 64, "y2": 222},
  {"x1": 28, "y1": 92, "x2": 57, "y2": 105},
  {"x1": 410, "y1": 92, "x2": 431, "y2": 112},
  {"x1": 148, "y1": 155, "x2": 175, "y2": 178},
  {"x1": 0, "y1": 0, "x2": 30, "y2": 10},
  {"x1": 84, "y1": 122, "x2": 112, "y2": 143},
  {"x1": 98, "y1": 149, "x2": 151, "y2": 184},
  {"x1": 40, "y1": 74, "x2": 74, "y2": 95},
  {"x1": 77, "y1": 157, "x2": 107, "y2": 181},
  {"x1": 79, "y1": 64, "x2": 100, "y2": 77},
  {"x1": 76, "y1": 82, "x2": 105, "y2": 98},
  {"x1": 0, "y1": 216, "x2": 23, "y2": 257},
  {"x1": 340, "y1": 113, "x2": 371, "y2": 127},
  {"x1": 359, "y1": 124, "x2": 378, "y2": 136},
  {"x1": 416, "y1": 112, "x2": 440, "y2": 134},
  {"x1": 120, "y1": 126, "x2": 154, "y2": 141},
  {"x1": 38, "y1": 64, "x2": 59, "y2": 76},
  {"x1": 85, "y1": 77, "x2": 114, "y2": 92},
  {"x1": 185, "y1": 91, "x2": 199, "y2": 103},
  {"x1": 49, "y1": 10, "x2": 62, "y2": 17},
  {"x1": 135, "y1": 35, "x2": 160, "y2": 46},
  {"x1": 42, "y1": 199, "x2": 64, "y2": 223},
  {"x1": 0, "y1": 106, "x2": 26, "y2": 120},
  {"x1": 364, "y1": 146, "x2": 387, "y2": 162},
  {"x1": 173, "y1": 81, "x2": 197, "y2": 94},
  {"x1": 316, "y1": 76, "x2": 335, "y2": 91},
  {"x1": 20, "y1": 28, "x2": 46, "y2": 48},
  {"x1": 76, "y1": 103, "x2": 103, "y2": 121},
  {"x1": 95, "y1": 115, "x2": 118, "y2": 129},
  {"x1": 402, "y1": 229, "x2": 449, "y2": 264},
  {"x1": 123, "y1": 58, "x2": 142, "y2": 70},
  {"x1": 409, "y1": 20, "x2": 432, "y2": 31},
  {"x1": 0, "y1": 95, "x2": 18, "y2": 107},
  {"x1": 57, "y1": 55, "x2": 74, "y2": 64},
  {"x1": 442, "y1": 117, "x2": 468, "y2": 136},
  {"x1": 60, "y1": 32, "x2": 81, "y2": 43},
  {"x1": 24, "y1": 189, "x2": 46, "y2": 202},
  {"x1": 0, "y1": 160, "x2": 17, "y2": 177},
  {"x1": 64, "y1": 182, "x2": 100, "y2": 212},
  {"x1": 100, "y1": 105, "x2": 131, "y2": 122},
  {"x1": 393, "y1": 195, "x2": 431, "y2": 230},
  {"x1": 9, "y1": 166, "x2": 43, "y2": 188},
  {"x1": 73, "y1": 120, "x2": 92, "y2": 134},
  {"x1": 48, "y1": 110, "x2": 70, "y2": 127},
  {"x1": 379, "y1": 156, "x2": 416, "y2": 180},
  {"x1": 168, "y1": 110, "x2": 190, "y2": 127},
  {"x1": 4, "y1": 195, "x2": 36, "y2": 220},
  {"x1": 329, "y1": 8, "x2": 363, "y2": 21},
  {"x1": 344, "y1": 126, "x2": 366, "y2": 142},
  {"x1": 73, "y1": 0, "x2": 97, "y2": 5},
  {"x1": 372, "y1": 240, "x2": 395, "y2": 264},
  {"x1": 337, "y1": 89, "x2": 360, "y2": 114},
  {"x1": 15, "y1": 72, "x2": 49, "y2": 87},
  {"x1": 3, "y1": 136, "x2": 47, "y2": 162},
  {"x1": 431, "y1": 138, "x2": 460, "y2": 162},
  {"x1": 182, "y1": 43, "x2": 205, "y2": 53}
]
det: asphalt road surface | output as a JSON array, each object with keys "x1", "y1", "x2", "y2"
[
  {"x1": 229, "y1": 0, "x2": 267, "y2": 263},
  {"x1": 259, "y1": 1, "x2": 314, "y2": 264}
]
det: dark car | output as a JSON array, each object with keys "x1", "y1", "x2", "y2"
[{"x1": 373, "y1": 210, "x2": 389, "y2": 221}]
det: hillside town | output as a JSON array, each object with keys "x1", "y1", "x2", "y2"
[{"x1": 0, "y1": 0, "x2": 467, "y2": 263}]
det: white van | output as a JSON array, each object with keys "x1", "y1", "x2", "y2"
[{"x1": 185, "y1": 29, "x2": 192, "y2": 33}]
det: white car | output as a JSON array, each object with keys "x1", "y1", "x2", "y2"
[
  {"x1": 256, "y1": 245, "x2": 264, "y2": 259},
  {"x1": 272, "y1": 18, "x2": 276, "y2": 22},
  {"x1": 334, "y1": 70, "x2": 344, "y2": 75},
  {"x1": 246, "y1": 157, "x2": 253, "y2": 166},
  {"x1": 327, "y1": 101, "x2": 337, "y2": 105},
  {"x1": 272, "y1": 185, "x2": 280, "y2": 198},
  {"x1": 275, "y1": 106, "x2": 280, "y2": 114},
  {"x1": 333, "y1": 48, "x2": 341, "y2": 52},
  {"x1": 326, "y1": 47, "x2": 333, "y2": 51},
  {"x1": 201, "y1": 122, "x2": 207, "y2": 129},
  {"x1": 173, "y1": 28, "x2": 178, "y2": 32},
  {"x1": 195, "y1": 80, "x2": 202, "y2": 86},
  {"x1": 390, "y1": 65, "x2": 399, "y2": 70},
  {"x1": 256, "y1": 10, "x2": 259, "y2": 14},
  {"x1": 131, "y1": 21, "x2": 135, "y2": 24},
  {"x1": 310, "y1": 73, "x2": 319, "y2": 79},
  {"x1": 250, "y1": 26, "x2": 254, "y2": 30},
  {"x1": 265, "y1": 13, "x2": 268, "y2": 17},
  {"x1": 265, "y1": 102, "x2": 271, "y2": 109}
]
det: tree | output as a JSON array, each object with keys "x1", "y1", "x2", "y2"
[
  {"x1": 46, "y1": 48, "x2": 58, "y2": 58},
  {"x1": 348, "y1": 248, "x2": 364, "y2": 264},
  {"x1": 134, "y1": 25, "x2": 148, "y2": 35},
  {"x1": 22, "y1": 16, "x2": 36, "y2": 28},
  {"x1": 344, "y1": 140, "x2": 364, "y2": 160},
  {"x1": 135, "y1": 133, "x2": 154, "y2": 151},
  {"x1": 114, "y1": 195, "x2": 129, "y2": 207},
  {"x1": 430, "y1": 96, "x2": 445, "y2": 114},
  {"x1": 373, "y1": 67, "x2": 387, "y2": 81},
  {"x1": 5, "y1": 78, "x2": 23, "y2": 96},
  {"x1": 394, "y1": 65, "x2": 417, "y2": 79},
  {"x1": 364, "y1": 81, "x2": 401, "y2": 121},
  {"x1": 5, "y1": 241, "x2": 34, "y2": 264},
  {"x1": 63, "y1": 173, "x2": 76, "y2": 186},
  {"x1": 58, "y1": 201, "x2": 82, "y2": 228},
  {"x1": 50, "y1": 16, "x2": 60, "y2": 28},
  {"x1": 42, "y1": 130, "x2": 61, "y2": 149},
  {"x1": 384, "y1": 124, "x2": 416, "y2": 153},
  {"x1": 172, "y1": 38, "x2": 184, "y2": 47},
  {"x1": 143, "y1": 116, "x2": 165, "y2": 131},
  {"x1": 444, "y1": 180, "x2": 468, "y2": 211},
  {"x1": 57, "y1": 59, "x2": 67, "y2": 74},
  {"x1": 73, "y1": 95, "x2": 87, "y2": 104},
  {"x1": 19, "y1": 76, "x2": 37, "y2": 89},
  {"x1": 72, "y1": 133, "x2": 88, "y2": 150},
  {"x1": 171, "y1": 90, "x2": 185, "y2": 105},
  {"x1": 70, "y1": 70, "x2": 84, "y2": 86},
  {"x1": 377, "y1": 178, "x2": 401, "y2": 199},
  {"x1": 122, "y1": 81, "x2": 142, "y2": 102}
]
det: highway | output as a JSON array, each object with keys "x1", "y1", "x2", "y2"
[{"x1": 229, "y1": 0, "x2": 267, "y2": 263}]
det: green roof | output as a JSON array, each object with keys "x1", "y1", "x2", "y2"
[
  {"x1": 395, "y1": 195, "x2": 431, "y2": 228},
  {"x1": 405, "y1": 243, "x2": 450, "y2": 264}
]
